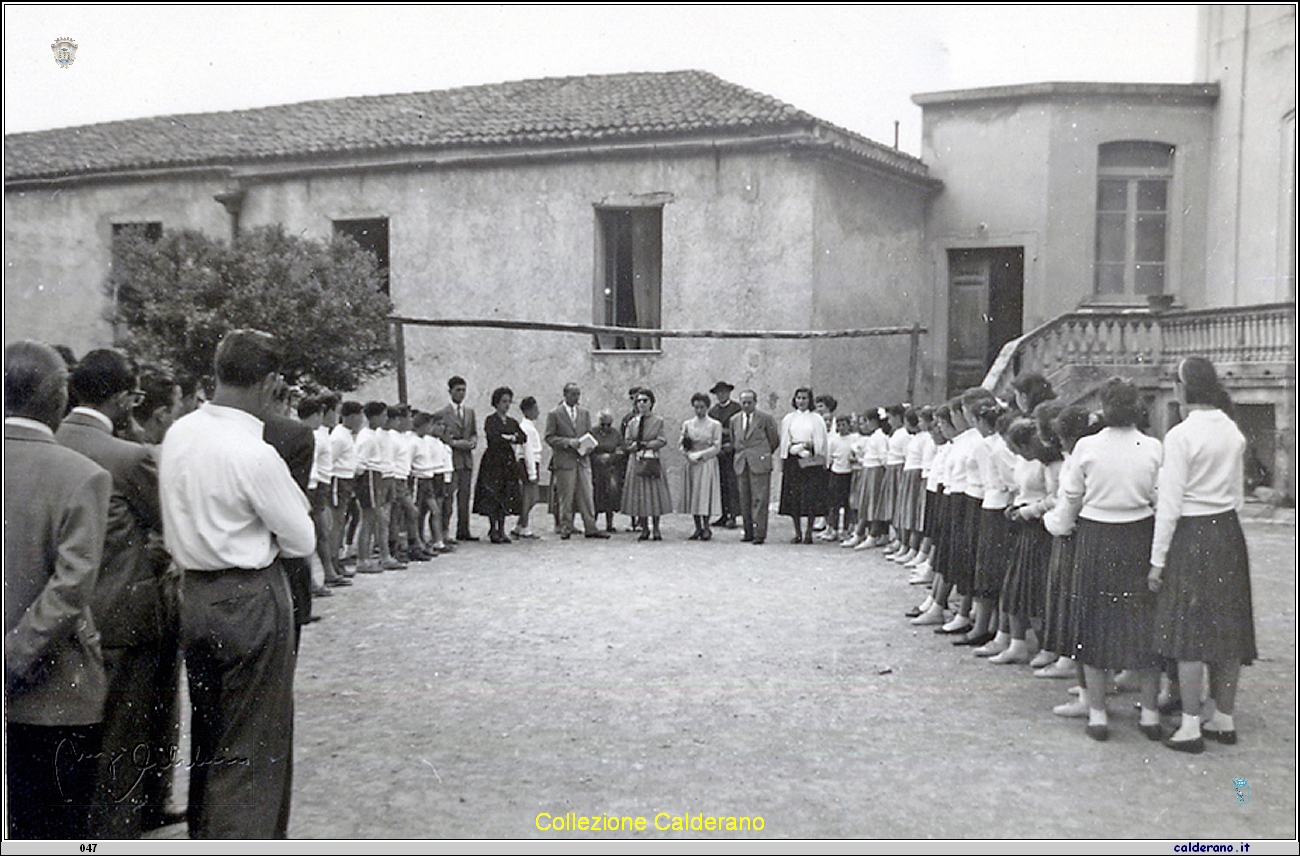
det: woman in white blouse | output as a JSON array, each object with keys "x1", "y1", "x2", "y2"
[
  {"x1": 778, "y1": 387, "x2": 829, "y2": 544},
  {"x1": 1052, "y1": 378, "x2": 1163, "y2": 743},
  {"x1": 1149, "y1": 357, "x2": 1256, "y2": 754}
]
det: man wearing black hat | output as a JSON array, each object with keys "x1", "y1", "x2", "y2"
[{"x1": 708, "y1": 381, "x2": 742, "y2": 529}]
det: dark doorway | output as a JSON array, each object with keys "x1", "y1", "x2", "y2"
[{"x1": 946, "y1": 247, "x2": 1024, "y2": 397}]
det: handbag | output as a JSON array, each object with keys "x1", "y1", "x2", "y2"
[
  {"x1": 797, "y1": 453, "x2": 826, "y2": 469},
  {"x1": 635, "y1": 451, "x2": 662, "y2": 479},
  {"x1": 633, "y1": 416, "x2": 662, "y2": 478}
]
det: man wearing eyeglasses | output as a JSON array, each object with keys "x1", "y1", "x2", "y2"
[{"x1": 56, "y1": 348, "x2": 176, "y2": 838}]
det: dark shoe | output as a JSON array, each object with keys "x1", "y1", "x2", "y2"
[
  {"x1": 688, "y1": 531, "x2": 702, "y2": 541},
  {"x1": 1086, "y1": 724, "x2": 1110, "y2": 742},
  {"x1": 953, "y1": 632, "x2": 995, "y2": 647},
  {"x1": 638, "y1": 530, "x2": 651, "y2": 542},
  {"x1": 712, "y1": 516, "x2": 728, "y2": 527},
  {"x1": 1163, "y1": 734, "x2": 1205, "y2": 754},
  {"x1": 1140, "y1": 723, "x2": 1165, "y2": 741},
  {"x1": 585, "y1": 531, "x2": 610, "y2": 539},
  {"x1": 722, "y1": 518, "x2": 738, "y2": 529},
  {"x1": 606, "y1": 525, "x2": 619, "y2": 533},
  {"x1": 802, "y1": 532, "x2": 814, "y2": 544},
  {"x1": 306, "y1": 615, "x2": 323, "y2": 624},
  {"x1": 1203, "y1": 727, "x2": 1238, "y2": 745},
  {"x1": 459, "y1": 535, "x2": 480, "y2": 542},
  {"x1": 791, "y1": 535, "x2": 804, "y2": 544},
  {"x1": 700, "y1": 528, "x2": 712, "y2": 541},
  {"x1": 904, "y1": 606, "x2": 923, "y2": 618},
  {"x1": 935, "y1": 623, "x2": 973, "y2": 635},
  {"x1": 312, "y1": 586, "x2": 333, "y2": 598},
  {"x1": 651, "y1": 532, "x2": 662, "y2": 541},
  {"x1": 741, "y1": 534, "x2": 754, "y2": 543},
  {"x1": 1158, "y1": 697, "x2": 1184, "y2": 716},
  {"x1": 560, "y1": 531, "x2": 572, "y2": 540},
  {"x1": 325, "y1": 577, "x2": 353, "y2": 587},
  {"x1": 751, "y1": 539, "x2": 765, "y2": 545}
]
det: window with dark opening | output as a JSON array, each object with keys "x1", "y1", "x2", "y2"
[
  {"x1": 333, "y1": 218, "x2": 390, "y2": 295},
  {"x1": 594, "y1": 207, "x2": 662, "y2": 350},
  {"x1": 1094, "y1": 141, "x2": 1173, "y2": 299},
  {"x1": 112, "y1": 221, "x2": 163, "y2": 243}
]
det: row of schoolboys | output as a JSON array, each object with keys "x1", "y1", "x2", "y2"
[{"x1": 297, "y1": 396, "x2": 460, "y2": 579}]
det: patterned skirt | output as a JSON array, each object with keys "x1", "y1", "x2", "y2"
[
  {"x1": 922, "y1": 488, "x2": 942, "y2": 542},
  {"x1": 857, "y1": 466, "x2": 884, "y2": 520},
  {"x1": 872, "y1": 464, "x2": 900, "y2": 524},
  {"x1": 1073, "y1": 516, "x2": 1161, "y2": 671},
  {"x1": 1153, "y1": 511, "x2": 1257, "y2": 665},
  {"x1": 971, "y1": 507, "x2": 1014, "y2": 599},
  {"x1": 949, "y1": 494, "x2": 983, "y2": 597},
  {"x1": 848, "y1": 467, "x2": 866, "y2": 512},
  {"x1": 929, "y1": 490, "x2": 953, "y2": 575},
  {"x1": 1001, "y1": 518, "x2": 1053, "y2": 619},
  {"x1": 1041, "y1": 533, "x2": 1079, "y2": 656},
  {"x1": 894, "y1": 468, "x2": 925, "y2": 532},
  {"x1": 621, "y1": 457, "x2": 673, "y2": 518}
]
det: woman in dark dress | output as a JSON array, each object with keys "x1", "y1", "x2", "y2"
[
  {"x1": 1150, "y1": 357, "x2": 1256, "y2": 753},
  {"x1": 591, "y1": 410, "x2": 624, "y2": 532},
  {"x1": 473, "y1": 386, "x2": 526, "y2": 543}
]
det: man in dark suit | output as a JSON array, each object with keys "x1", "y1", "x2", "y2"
[
  {"x1": 729, "y1": 389, "x2": 781, "y2": 545},
  {"x1": 5, "y1": 341, "x2": 112, "y2": 839},
  {"x1": 434, "y1": 376, "x2": 478, "y2": 542},
  {"x1": 544, "y1": 382, "x2": 609, "y2": 539},
  {"x1": 708, "y1": 381, "x2": 742, "y2": 529},
  {"x1": 56, "y1": 349, "x2": 178, "y2": 838},
  {"x1": 263, "y1": 398, "x2": 319, "y2": 642}
]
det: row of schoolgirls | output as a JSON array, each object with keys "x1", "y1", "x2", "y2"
[{"x1": 835, "y1": 361, "x2": 1254, "y2": 754}]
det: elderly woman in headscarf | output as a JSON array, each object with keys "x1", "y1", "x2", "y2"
[{"x1": 590, "y1": 409, "x2": 624, "y2": 533}]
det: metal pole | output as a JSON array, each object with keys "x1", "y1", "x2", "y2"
[{"x1": 907, "y1": 321, "x2": 921, "y2": 402}]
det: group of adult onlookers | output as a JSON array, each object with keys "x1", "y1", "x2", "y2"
[{"x1": 6, "y1": 333, "x2": 311, "y2": 840}]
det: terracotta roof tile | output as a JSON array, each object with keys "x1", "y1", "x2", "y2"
[{"x1": 5, "y1": 70, "x2": 928, "y2": 183}]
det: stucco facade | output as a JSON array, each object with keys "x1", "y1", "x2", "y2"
[
  {"x1": 914, "y1": 83, "x2": 1219, "y2": 396},
  {"x1": 1198, "y1": 4, "x2": 1297, "y2": 306}
]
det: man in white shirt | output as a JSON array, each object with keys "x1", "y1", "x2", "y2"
[{"x1": 158, "y1": 329, "x2": 315, "y2": 839}]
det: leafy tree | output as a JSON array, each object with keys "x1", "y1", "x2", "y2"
[{"x1": 107, "y1": 225, "x2": 394, "y2": 390}]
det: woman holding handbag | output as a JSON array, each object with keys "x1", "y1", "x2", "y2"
[
  {"x1": 778, "y1": 386, "x2": 829, "y2": 544},
  {"x1": 621, "y1": 388, "x2": 673, "y2": 541}
]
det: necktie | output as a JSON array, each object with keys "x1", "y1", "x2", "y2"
[
  {"x1": 743, "y1": 414, "x2": 750, "y2": 437},
  {"x1": 457, "y1": 405, "x2": 463, "y2": 422}
]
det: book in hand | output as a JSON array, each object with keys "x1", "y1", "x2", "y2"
[{"x1": 576, "y1": 433, "x2": 598, "y2": 456}]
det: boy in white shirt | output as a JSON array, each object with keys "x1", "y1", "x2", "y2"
[
  {"x1": 331, "y1": 401, "x2": 363, "y2": 571},
  {"x1": 513, "y1": 396, "x2": 545, "y2": 539},
  {"x1": 427, "y1": 413, "x2": 456, "y2": 551}
]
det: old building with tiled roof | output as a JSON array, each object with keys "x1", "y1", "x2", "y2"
[{"x1": 4, "y1": 70, "x2": 941, "y2": 435}]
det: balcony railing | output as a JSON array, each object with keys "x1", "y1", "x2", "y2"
[{"x1": 984, "y1": 302, "x2": 1296, "y2": 401}]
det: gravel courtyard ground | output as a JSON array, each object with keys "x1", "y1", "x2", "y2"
[{"x1": 152, "y1": 512, "x2": 1296, "y2": 841}]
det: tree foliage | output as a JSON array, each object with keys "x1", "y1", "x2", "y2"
[{"x1": 107, "y1": 225, "x2": 394, "y2": 390}]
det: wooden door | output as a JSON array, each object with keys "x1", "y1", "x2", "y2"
[{"x1": 947, "y1": 250, "x2": 991, "y2": 397}]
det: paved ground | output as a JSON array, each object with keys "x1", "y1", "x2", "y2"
[{"x1": 151, "y1": 512, "x2": 1296, "y2": 841}]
